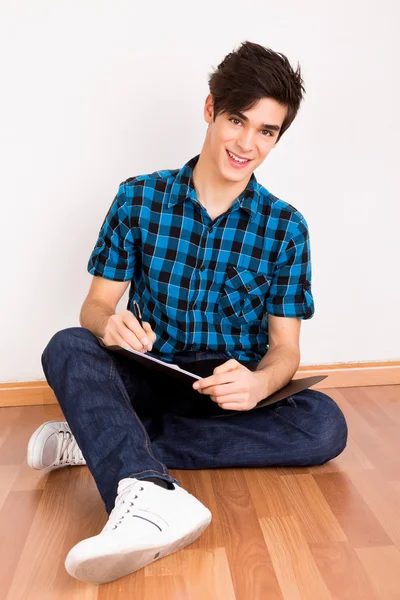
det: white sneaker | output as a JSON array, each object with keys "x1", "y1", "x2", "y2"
[
  {"x1": 65, "y1": 477, "x2": 212, "y2": 584},
  {"x1": 27, "y1": 420, "x2": 86, "y2": 471}
]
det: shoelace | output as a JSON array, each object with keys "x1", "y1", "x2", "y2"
[
  {"x1": 57, "y1": 430, "x2": 85, "y2": 466},
  {"x1": 106, "y1": 480, "x2": 146, "y2": 531}
]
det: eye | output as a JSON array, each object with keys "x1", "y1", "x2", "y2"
[{"x1": 229, "y1": 117, "x2": 273, "y2": 137}]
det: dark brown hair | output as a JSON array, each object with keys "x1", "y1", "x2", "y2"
[{"x1": 208, "y1": 41, "x2": 305, "y2": 142}]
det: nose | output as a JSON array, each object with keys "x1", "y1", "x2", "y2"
[{"x1": 237, "y1": 129, "x2": 255, "y2": 153}]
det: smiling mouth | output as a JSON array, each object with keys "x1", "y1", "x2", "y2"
[{"x1": 226, "y1": 150, "x2": 252, "y2": 164}]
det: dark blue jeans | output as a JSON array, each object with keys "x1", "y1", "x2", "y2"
[{"x1": 41, "y1": 327, "x2": 348, "y2": 514}]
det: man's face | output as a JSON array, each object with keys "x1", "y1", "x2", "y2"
[{"x1": 203, "y1": 95, "x2": 288, "y2": 184}]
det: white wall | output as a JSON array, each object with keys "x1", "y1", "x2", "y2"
[{"x1": 1, "y1": 0, "x2": 399, "y2": 383}]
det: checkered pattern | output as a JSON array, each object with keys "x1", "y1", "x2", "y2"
[{"x1": 87, "y1": 154, "x2": 314, "y2": 363}]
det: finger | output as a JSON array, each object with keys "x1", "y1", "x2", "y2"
[
  {"x1": 216, "y1": 393, "x2": 244, "y2": 405},
  {"x1": 121, "y1": 313, "x2": 150, "y2": 347},
  {"x1": 109, "y1": 320, "x2": 148, "y2": 352},
  {"x1": 194, "y1": 372, "x2": 238, "y2": 393},
  {"x1": 107, "y1": 330, "x2": 143, "y2": 352},
  {"x1": 142, "y1": 321, "x2": 156, "y2": 337},
  {"x1": 200, "y1": 382, "x2": 240, "y2": 397},
  {"x1": 142, "y1": 322, "x2": 156, "y2": 350},
  {"x1": 219, "y1": 403, "x2": 244, "y2": 411},
  {"x1": 213, "y1": 359, "x2": 240, "y2": 374},
  {"x1": 210, "y1": 394, "x2": 244, "y2": 409}
]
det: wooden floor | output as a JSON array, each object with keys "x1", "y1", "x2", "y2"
[{"x1": 1, "y1": 385, "x2": 400, "y2": 600}]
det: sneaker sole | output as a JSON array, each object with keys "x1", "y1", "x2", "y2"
[{"x1": 67, "y1": 517, "x2": 211, "y2": 584}]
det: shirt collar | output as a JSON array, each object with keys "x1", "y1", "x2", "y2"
[{"x1": 168, "y1": 154, "x2": 260, "y2": 221}]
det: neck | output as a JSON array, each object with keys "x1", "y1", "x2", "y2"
[{"x1": 192, "y1": 144, "x2": 250, "y2": 212}]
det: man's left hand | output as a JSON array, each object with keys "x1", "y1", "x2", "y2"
[{"x1": 192, "y1": 359, "x2": 267, "y2": 412}]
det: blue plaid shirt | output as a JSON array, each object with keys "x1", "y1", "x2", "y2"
[{"x1": 87, "y1": 154, "x2": 314, "y2": 363}]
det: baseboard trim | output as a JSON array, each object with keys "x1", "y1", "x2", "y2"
[{"x1": 1, "y1": 361, "x2": 399, "y2": 408}]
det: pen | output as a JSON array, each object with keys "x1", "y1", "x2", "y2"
[{"x1": 133, "y1": 300, "x2": 143, "y2": 328}]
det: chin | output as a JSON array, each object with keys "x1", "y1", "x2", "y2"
[
  {"x1": 224, "y1": 171, "x2": 248, "y2": 184},
  {"x1": 221, "y1": 163, "x2": 254, "y2": 184},
  {"x1": 216, "y1": 158, "x2": 239, "y2": 181}
]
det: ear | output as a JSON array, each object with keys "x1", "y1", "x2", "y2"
[{"x1": 204, "y1": 93, "x2": 214, "y2": 124}]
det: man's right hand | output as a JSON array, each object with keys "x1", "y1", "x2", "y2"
[{"x1": 102, "y1": 309, "x2": 156, "y2": 353}]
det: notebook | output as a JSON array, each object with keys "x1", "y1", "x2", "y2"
[
  {"x1": 96, "y1": 338, "x2": 203, "y2": 381},
  {"x1": 96, "y1": 337, "x2": 328, "y2": 413}
]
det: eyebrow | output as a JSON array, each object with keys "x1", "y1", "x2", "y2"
[{"x1": 230, "y1": 110, "x2": 281, "y2": 132}]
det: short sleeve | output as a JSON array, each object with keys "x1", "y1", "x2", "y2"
[
  {"x1": 266, "y1": 219, "x2": 315, "y2": 320},
  {"x1": 87, "y1": 184, "x2": 137, "y2": 281}
]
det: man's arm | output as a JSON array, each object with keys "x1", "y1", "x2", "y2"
[
  {"x1": 80, "y1": 276, "x2": 130, "y2": 338},
  {"x1": 192, "y1": 314, "x2": 302, "y2": 410},
  {"x1": 255, "y1": 314, "x2": 301, "y2": 398}
]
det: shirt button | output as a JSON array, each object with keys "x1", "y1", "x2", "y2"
[
  {"x1": 246, "y1": 285, "x2": 251, "y2": 291},
  {"x1": 200, "y1": 265, "x2": 205, "y2": 271},
  {"x1": 192, "y1": 303, "x2": 197, "y2": 309},
  {"x1": 208, "y1": 227, "x2": 213, "y2": 233},
  {"x1": 190, "y1": 343, "x2": 196, "y2": 349}
]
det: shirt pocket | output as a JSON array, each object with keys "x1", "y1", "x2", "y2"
[{"x1": 218, "y1": 266, "x2": 271, "y2": 325}]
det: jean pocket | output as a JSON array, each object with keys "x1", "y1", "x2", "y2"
[{"x1": 219, "y1": 266, "x2": 270, "y2": 325}]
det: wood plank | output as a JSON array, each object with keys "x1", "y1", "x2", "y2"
[
  {"x1": 210, "y1": 469, "x2": 284, "y2": 599},
  {"x1": 0, "y1": 405, "x2": 63, "y2": 466},
  {"x1": 313, "y1": 472, "x2": 392, "y2": 547},
  {"x1": 0, "y1": 407, "x2": 22, "y2": 451},
  {"x1": 144, "y1": 548, "x2": 235, "y2": 599},
  {"x1": 329, "y1": 390, "x2": 400, "y2": 478},
  {"x1": 243, "y1": 469, "x2": 293, "y2": 518},
  {"x1": 5, "y1": 468, "x2": 101, "y2": 600},
  {"x1": 0, "y1": 489, "x2": 43, "y2": 600},
  {"x1": 0, "y1": 466, "x2": 19, "y2": 511},
  {"x1": 310, "y1": 542, "x2": 378, "y2": 600},
  {"x1": 260, "y1": 515, "x2": 331, "y2": 600},
  {"x1": 279, "y1": 474, "x2": 347, "y2": 543},
  {"x1": 339, "y1": 387, "x2": 398, "y2": 427},
  {"x1": 355, "y1": 545, "x2": 400, "y2": 600},
  {"x1": 349, "y1": 468, "x2": 400, "y2": 548}
]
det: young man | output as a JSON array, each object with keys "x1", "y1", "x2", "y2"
[{"x1": 27, "y1": 41, "x2": 348, "y2": 584}]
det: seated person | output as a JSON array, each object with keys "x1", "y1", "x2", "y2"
[{"x1": 27, "y1": 40, "x2": 348, "y2": 585}]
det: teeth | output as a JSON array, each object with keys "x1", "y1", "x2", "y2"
[{"x1": 228, "y1": 151, "x2": 249, "y2": 163}]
